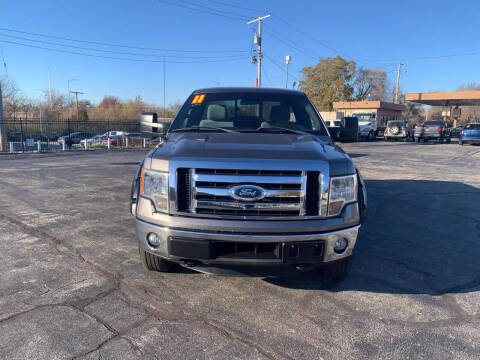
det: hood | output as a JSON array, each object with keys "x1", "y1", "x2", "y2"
[{"x1": 149, "y1": 133, "x2": 354, "y2": 175}]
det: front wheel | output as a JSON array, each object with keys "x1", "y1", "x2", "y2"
[
  {"x1": 139, "y1": 249, "x2": 176, "y2": 272},
  {"x1": 318, "y1": 256, "x2": 354, "y2": 281}
]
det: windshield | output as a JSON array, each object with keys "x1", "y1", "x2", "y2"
[
  {"x1": 354, "y1": 113, "x2": 376, "y2": 122},
  {"x1": 170, "y1": 92, "x2": 328, "y2": 136},
  {"x1": 424, "y1": 121, "x2": 444, "y2": 126}
]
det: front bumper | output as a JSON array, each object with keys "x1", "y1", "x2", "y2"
[{"x1": 136, "y1": 219, "x2": 360, "y2": 266}]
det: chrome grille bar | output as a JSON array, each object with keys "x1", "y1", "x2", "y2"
[
  {"x1": 195, "y1": 187, "x2": 301, "y2": 198},
  {"x1": 184, "y1": 168, "x2": 311, "y2": 219},
  {"x1": 195, "y1": 201, "x2": 301, "y2": 211},
  {"x1": 192, "y1": 173, "x2": 303, "y2": 185}
]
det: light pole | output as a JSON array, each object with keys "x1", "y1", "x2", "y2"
[{"x1": 285, "y1": 55, "x2": 291, "y2": 88}]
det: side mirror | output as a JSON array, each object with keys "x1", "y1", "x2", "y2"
[{"x1": 140, "y1": 112, "x2": 171, "y2": 139}]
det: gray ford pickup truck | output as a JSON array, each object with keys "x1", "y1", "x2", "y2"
[{"x1": 130, "y1": 88, "x2": 367, "y2": 280}]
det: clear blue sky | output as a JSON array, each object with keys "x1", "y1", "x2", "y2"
[{"x1": 1, "y1": 0, "x2": 479, "y2": 106}]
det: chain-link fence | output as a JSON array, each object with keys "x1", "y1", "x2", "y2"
[{"x1": 0, "y1": 118, "x2": 171, "y2": 153}]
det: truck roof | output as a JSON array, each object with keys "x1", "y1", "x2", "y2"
[{"x1": 192, "y1": 87, "x2": 305, "y2": 96}]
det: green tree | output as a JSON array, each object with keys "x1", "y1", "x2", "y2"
[{"x1": 299, "y1": 56, "x2": 356, "y2": 111}]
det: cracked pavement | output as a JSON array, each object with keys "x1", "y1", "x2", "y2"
[{"x1": 0, "y1": 141, "x2": 479, "y2": 359}]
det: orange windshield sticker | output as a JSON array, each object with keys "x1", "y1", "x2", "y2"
[
  {"x1": 191, "y1": 95, "x2": 200, "y2": 104},
  {"x1": 191, "y1": 94, "x2": 205, "y2": 104},
  {"x1": 196, "y1": 94, "x2": 206, "y2": 104}
]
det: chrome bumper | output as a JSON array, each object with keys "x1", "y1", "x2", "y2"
[{"x1": 136, "y1": 219, "x2": 360, "y2": 265}]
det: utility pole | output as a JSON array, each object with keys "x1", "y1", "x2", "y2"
[
  {"x1": 67, "y1": 78, "x2": 78, "y2": 105},
  {"x1": 247, "y1": 14, "x2": 270, "y2": 88},
  {"x1": 285, "y1": 55, "x2": 291, "y2": 88},
  {"x1": 69, "y1": 91, "x2": 83, "y2": 122},
  {"x1": 48, "y1": 67, "x2": 53, "y2": 108},
  {"x1": 0, "y1": 80, "x2": 6, "y2": 152},
  {"x1": 163, "y1": 54, "x2": 166, "y2": 117},
  {"x1": 394, "y1": 62, "x2": 406, "y2": 104}
]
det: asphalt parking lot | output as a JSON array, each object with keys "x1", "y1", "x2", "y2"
[{"x1": 1, "y1": 141, "x2": 480, "y2": 359}]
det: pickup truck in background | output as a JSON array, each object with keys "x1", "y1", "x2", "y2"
[
  {"x1": 414, "y1": 120, "x2": 451, "y2": 143},
  {"x1": 131, "y1": 87, "x2": 367, "y2": 280}
]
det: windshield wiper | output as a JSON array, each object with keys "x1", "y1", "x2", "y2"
[
  {"x1": 170, "y1": 126, "x2": 238, "y2": 133},
  {"x1": 253, "y1": 126, "x2": 311, "y2": 136}
]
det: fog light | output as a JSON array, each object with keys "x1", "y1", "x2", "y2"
[
  {"x1": 147, "y1": 232, "x2": 161, "y2": 247},
  {"x1": 334, "y1": 238, "x2": 348, "y2": 254}
]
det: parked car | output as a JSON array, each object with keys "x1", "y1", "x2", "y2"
[
  {"x1": 131, "y1": 87, "x2": 367, "y2": 281},
  {"x1": 414, "y1": 121, "x2": 451, "y2": 143},
  {"x1": 103, "y1": 135, "x2": 119, "y2": 146},
  {"x1": 101, "y1": 131, "x2": 127, "y2": 138},
  {"x1": 58, "y1": 132, "x2": 95, "y2": 145},
  {"x1": 384, "y1": 120, "x2": 413, "y2": 142},
  {"x1": 126, "y1": 132, "x2": 143, "y2": 146},
  {"x1": 459, "y1": 123, "x2": 480, "y2": 145},
  {"x1": 450, "y1": 126, "x2": 464, "y2": 138},
  {"x1": 80, "y1": 134, "x2": 104, "y2": 146}
]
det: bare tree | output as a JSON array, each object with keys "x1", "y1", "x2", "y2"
[{"x1": 353, "y1": 68, "x2": 387, "y2": 101}]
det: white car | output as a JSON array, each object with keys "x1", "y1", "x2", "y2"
[{"x1": 80, "y1": 135, "x2": 104, "y2": 146}]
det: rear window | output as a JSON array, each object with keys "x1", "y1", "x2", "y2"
[
  {"x1": 388, "y1": 121, "x2": 404, "y2": 127},
  {"x1": 170, "y1": 92, "x2": 328, "y2": 136},
  {"x1": 424, "y1": 121, "x2": 444, "y2": 126},
  {"x1": 465, "y1": 123, "x2": 480, "y2": 129}
]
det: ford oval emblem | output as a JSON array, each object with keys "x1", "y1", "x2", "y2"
[{"x1": 230, "y1": 185, "x2": 266, "y2": 202}]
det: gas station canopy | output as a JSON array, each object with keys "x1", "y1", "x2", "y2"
[{"x1": 405, "y1": 90, "x2": 480, "y2": 106}]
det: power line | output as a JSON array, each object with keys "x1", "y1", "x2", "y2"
[
  {"x1": 203, "y1": 0, "x2": 265, "y2": 14},
  {"x1": 263, "y1": 28, "x2": 318, "y2": 61},
  {"x1": 261, "y1": 63, "x2": 273, "y2": 87},
  {"x1": 170, "y1": 0, "x2": 246, "y2": 18},
  {"x1": 156, "y1": 0, "x2": 245, "y2": 20},
  {"x1": 0, "y1": 39, "x2": 249, "y2": 63},
  {"x1": 0, "y1": 33, "x2": 247, "y2": 59},
  {"x1": 273, "y1": 15, "x2": 356, "y2": 61},
  {"x1": 362, "y1": 51, "x2": 480, "y2": 64},
  {"x1": 264, "y1": 54, "x2": 300, "y2": 81},
  {"x1": 0, "y1": 27, "x2": 247, "y2": 53}
]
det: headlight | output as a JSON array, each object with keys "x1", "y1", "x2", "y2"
[
  {"x1": 327, "y1": 175, "x2": 357, "y2": 217},
  {"x1": 140, "y1": 169, "x2": 169, "y2": 213}
]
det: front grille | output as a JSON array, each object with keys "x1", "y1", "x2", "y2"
[
  {"x1": 212, "y1": 241, "x2": 282, "y2": 260},
  {"x1": 176, "y1": 168, "x2": 322, "y2": 219},
  {"x1": 176, "y1": 168, "x2": 191, "y2": 212}
]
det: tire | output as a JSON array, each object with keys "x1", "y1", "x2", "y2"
[
  {"x1": 319, "y1": 255, "x2": 354, "y2": 281},
  {"x1": 139, "y1": 248, "x2": 176, "y2": 272}
]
